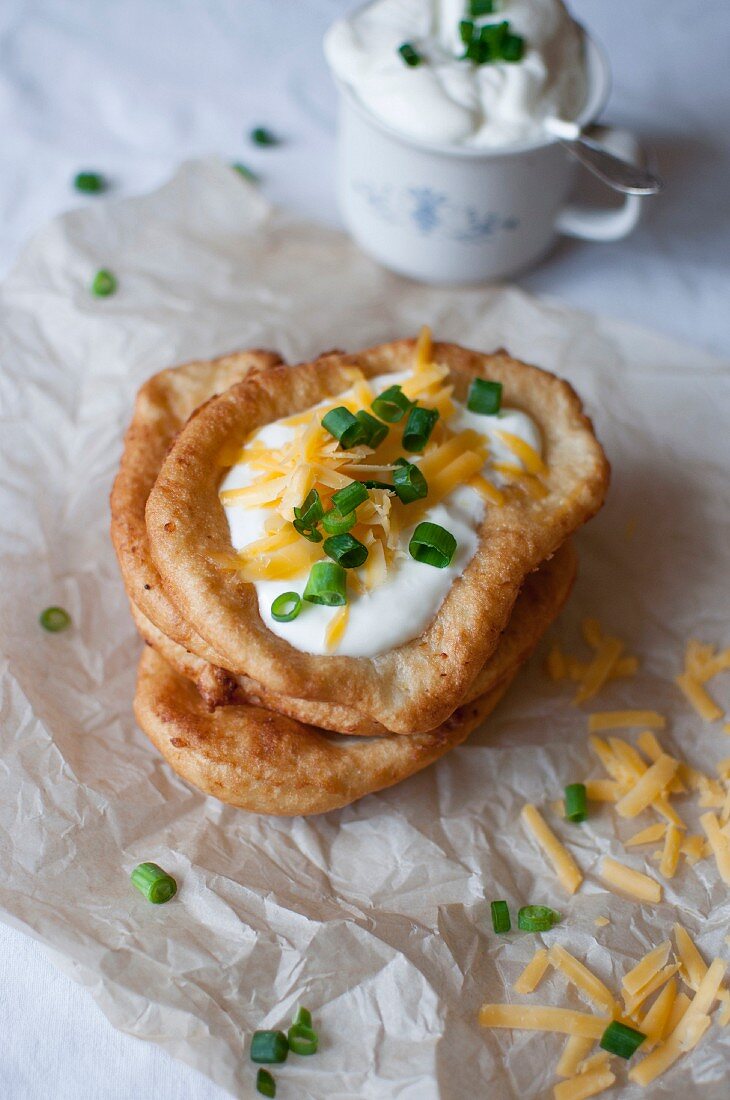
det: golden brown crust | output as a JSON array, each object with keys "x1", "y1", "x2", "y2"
[
  {"x1": 134, "y1": 647, "x2": 518, "y2": 816},
  {"x1": 145, "y1": 339, "x2": 608, "y2": 733},
  {"x1": 133, "y1": 541, "x2": 577, "y2": 733},
  {"x1": 110, "y1": 348, "x2": 283, "y2": 660}
]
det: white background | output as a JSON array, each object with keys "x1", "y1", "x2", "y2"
[{"x1": 0, "y1": 2, "x2": 728, "y2": 1098}]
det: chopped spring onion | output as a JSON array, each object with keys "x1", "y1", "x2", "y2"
[
  {"x1": 408, "y1": 521, "x2": 456, "y2": 568},
  {"x1": 250, "y1": 127, "x2": 279, "y2": 146},
  {"x1": 91, "y1": 269, "x2": 117, "y2": 297},
  {"x1": 321, "y1": 407, "x2": 368, "y2": 449},
  {"x1": 467, "y1": 378, "x2": 503, "y2": 415},
  {"x1": 294, "y1": 488, "x2": 324, "y2": 527},
  {"x1": 363, "y1": 479, "x2": 394, "y2": 491},
  {"x1": 356, "y1": 409, "x2": 389, "y2": 448},
  {"x1": 392, "y1": 458, "x2": 428, "y2": 504},
  {"x1": 324, "y1": 533, "x2": 369, "y2": 569},
  {"x1": 564, "y1": 783, "x2": 588, "y2": 823},
  {"x1": 232, "y1": 162, "x2": 259, "y2": 183},
  {"x1": 293, "y1": 519, "x2": 323, "y2": 543},
  {"x1": 292, "y1": 1007, "x2": 313, "y2": 1029},
  {"x1": 39, "y1": 606, "x2": 71, "y2": 633},
  {"x1": 303, "y1": 562, "x2": 347, "y2": 606},
  {"x1": 74, "y1": 171, "x2": 106, "y2": 194},
  {"x1": 322, "y1": 509, "x2": 356, "y2": 536},
  {"x1": 130, "y1": 862, "x2": 177, "y2": 904},
  {"x1": 599, "y1": 1020, "x2": 646, "y2": 1060},
  {"x1": 459, "y1": 20, "x2": 475, "y2": 45},
  {"x1": 516, "y1": 905, "x2": 561, "y2": 932},
  {"x1": 270, "y1": 592, "x2": 302, "y2": 623},
  {"x1": 402, "y1": 405, "x2": 439, "y2": 453},
  {"x1": 469, "y1": 0, "x2": 495, "y2": 16},
  {"x1": 331, "y1": 480, "x2": 368, "y2": 515},
  {"x1": 250, "y1": 1030, "x2": 289, "y2": 1064},
  {"x1": 501, "y1": 33, "x2": 525, "y2": 62},
  {"x1": 397, "y1": 42, "x2": 422, "y2": 67},
  {"x1": 256, "y1": 1068, "x2": 276, "y2": 1097},
  {"x1": 490, "y1": 900, "x2": 511, "y2": 934},
  {"x1": 371, "y1": 384, "x2": 412, "y2": 424},
  {"x1": 287, "y1": 1023, "x2": 319, "y2": 1056}
]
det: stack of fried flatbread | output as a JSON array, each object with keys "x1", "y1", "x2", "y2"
[{"x1": 111, "y1": 339, "x2": 609, "y2": 815}]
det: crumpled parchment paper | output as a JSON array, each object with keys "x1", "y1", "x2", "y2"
[{"x1": 0, "y1": 158, "x2": 728, "y2": 1099}]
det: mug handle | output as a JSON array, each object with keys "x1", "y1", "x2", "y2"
[{"x1": 555, "y1": 128, "x2": 644, "y2": 242}]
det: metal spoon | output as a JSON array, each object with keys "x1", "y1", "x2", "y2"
[{"x1": 546, "y1": 119, "x2": 664, "y2": 196}]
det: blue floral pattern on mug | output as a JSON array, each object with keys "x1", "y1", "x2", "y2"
[{"x1": 353, "y1": 182, "x2": 519, "y2": 242}]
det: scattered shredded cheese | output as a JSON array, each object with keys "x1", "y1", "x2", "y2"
[
  {"x1": 521, "y1": 803, "x2": 583, "y2": 895},
  {"x1": 600, "y1": 857, "x2": 662, "y2": 903},
  {"x1": 614, "y1": 754, "x2": 679, "y2": 819},
  {"x1": 594, "y1": 916, "x2": 610, "y2": 928},
  {"x1": 659, "y1": 825, "x2": 682, "y2": 879},
  {"x1": 556, "y1": 1035, "x2": 595, "y2": 1078},
  {"x1": 622, "y1": 941, "x2": 672, "y2": 997},
  {"x1": 548, "y1": 945, "x2": 616, "y2": 1013},
  {"x1": 553, "y1": 1068, "x2": 615, "y2": 1100},
  {"x1": 624, "y1": 964, "x2": 679, "y2": 1017},
  {"x1": 625, "y1": 823, "x2": 667, "y2": 848},
  {"x1": 588, "y1": 711, "x2": 666, "y2": 732},
  {"x1": 478, "y1": 1004, "x2": 609, "y2": 1038},
  {"x1": 584, "y1": 779, "x2": 620, "y2": 803},
  {"x1": 699, "y1": 811, "x2": 730, "y2": 884},
  {"x1": 639, "y1": 977, "x2": 677, "y2": 1047},
  {"x1": 676, "y1": 671, "x2": 724, "y2": 723},
  {"x1": 574, "y1": 637, "x2": 624, "y2": 705},
  {"x1": 514, "y1": 949, "x2": 550, "y2": 995}
]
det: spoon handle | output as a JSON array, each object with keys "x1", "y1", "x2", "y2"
[{"x1": 560, "y1": 136, "x2": 664, "y2": 196}]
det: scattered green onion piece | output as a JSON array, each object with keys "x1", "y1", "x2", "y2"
[
  {"x1": 256, "y1": 1068, "x2": 276, "y2": 1097},
  {"x1": 250, "y1": 1030, "x2": 289, "y2": 1065},
  {"x1": 324, "y1": 533, "x2": 368, "y2": 570},
  {"x1": 408, "y1": 521, "x2": 457, "y2": 568},
  {"x1": 490, "y1": 900, "x2": 511, "y2": 934},
  {"x1": 292, "y1": 1007, "x2": 313, "y2": 1029},
  {"x1": 294, "y1": 488, "x2": 324, "y2": 527},
  {"x1": 356, "y1": 409, "x2": 389, "y2": 448},
  {"x1": 321, "y1": 407, "x2": 367, "y2": 449},
  {"x1": 303, "y1": 562, "x2": 347, "y2": 606},
  {"x1": 287, "y1": 1023, "x2": 319, "y2": 1056},
  {"x1": 270, "y1": 592, "x2": 302, "y2": 624},
  {"x1": 469, "y1": 0, "x2": 495, "y2": 16},
  {"x1": 292, "y1": 518, "x2": 323, "y2": 543},
  {"x1": 331, "y1": 480, "x2": 368, "y2": 515},
  {"x1": 250, "y1": 127, "x2": 278, "y2": 146},
  {"x1": 232, "y1": 162, "x2": 259, "y2": 183},
  {"x1": 564, "y1": 783, "x2": 588, "y2": 823},
  {"x1": 398, "y1": 42, "x2": 422, "y2": 67},
  {"x1": 91, "y1": 269, "x2": 117, "y2": 297},
  {"x1": 402, "y1": 405, "x2": 439, "y2": 453},
  {"x1": 516, "y1": 905, "x2": 561, "y2": 932},
  {"x1": 371, "y1": 384, "x2": 412, "y2": 424},
  {"x1": 39, "y1": 606, "x2": 71, "y2": 633},
  {"x1": 74, "y1": 171, "x2": 106, "y2": 194},
  {"x1": 467, "y1": 377, "x2": 503, "y2": 415},
  {"x1": 459, "y1": 19, "x2": 475, "y2": 45},
  {"x1": 130, "y1": 862, "x2": 177, "y2": 904},
  {"x1": 599, "y1": 1020, "x2": 646, "y2": 1060},
  {"x1": 362, "y1": 479, "x2": 393, "y2": 491},
  {"x1": 501, "y1": 33, "x2": 525, "y2": 62},
  {"x1": 322, "y1": 509, "x2": 356, "y2": 536},
  {"x1": 392, "y1": 458, "x2": 428, "y2": 504}
]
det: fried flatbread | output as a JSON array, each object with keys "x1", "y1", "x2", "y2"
[
  {"x1": 146, "y1": 340, "x2": 607, "y2": 733},
  {"x1": 132, "y1": 541, "x2": 577, "y2": 733},
  {"x1": 134, "y1": 647, "x2": 518, "y2": 816},
  {"x1": 110, "y1": 348, "x2": 283, "y2": 662}
]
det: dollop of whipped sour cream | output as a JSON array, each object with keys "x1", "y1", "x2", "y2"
[
  {"x1": 219, "y1": 371, "x2": 542, "y2": 659},
  {"x1": 324, "y1": 0, "x2": 587, "y2": 148}
]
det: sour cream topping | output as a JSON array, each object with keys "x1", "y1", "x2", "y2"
[
  {"x1": 324, "y1": 0, "x2": 587, "y2": 148},
  {"x1": 219, "y1": 372, "x2": 541, "y2": 658}
]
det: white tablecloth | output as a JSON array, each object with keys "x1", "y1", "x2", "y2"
[{"x1": 1, "y1": 2, "x2": 728, "y2": 1098}]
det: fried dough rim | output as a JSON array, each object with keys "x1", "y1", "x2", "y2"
[
  {"x1": 145, "y1": 339, "x2": 608, "y2": 732},
  {"x1": 134, "y1": 646, "x2": 518, "y2": 816},
  {"x1": 132, "y1": 540, "x2": 577, "y2": 734},
  {"x1": 110, "y1": 348, "x2": 284, "y2": 661}
]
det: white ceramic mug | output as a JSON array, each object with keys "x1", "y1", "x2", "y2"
[{"x1": 331, "y1": 35, "x2": 645, "y2": 284}]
